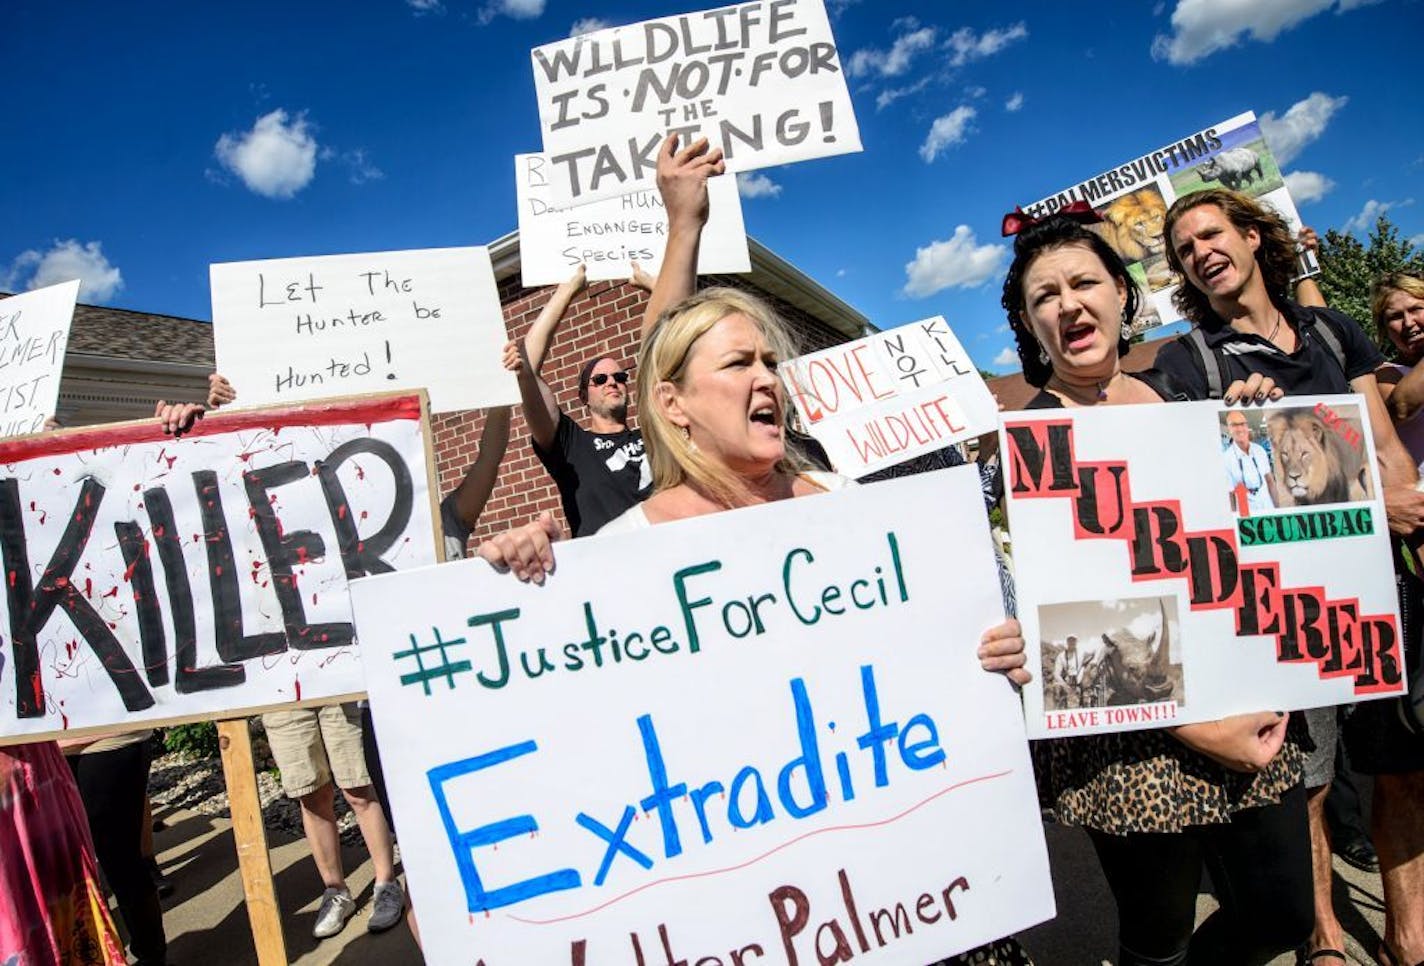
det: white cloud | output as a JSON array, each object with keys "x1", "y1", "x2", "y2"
[
  {"x1": 875, "y1": 76, "x2": 930, "y2": 111},
  {"x1": 1005, "y1": 92, "x2": 1024, "y2": 112},
  {"x1": 1411, "y1": 233, "x2": 1424, "y2": 250},
  {"x1": 407, "y1": 0, "x2": 442, "y2": 11},
  {"x1": 736, "y1": 172, "x2": 782, "y2": 199},
  {"x1": 992, "y1": 347, "x2": 1019, "y2": 368},
  {"x1": 1258, "y1": 92, "x2": 1347, "y2": 165},
  {"x1": 901, "y1": 225, "x2": 1008, "y2": 297},
  {"x1": 5, "y1": 239, "x2": 123, "y2": 303},
  {"x1": 342, "y1": 148, "x2": 384, "y2": 185},
  {"x1": 919, "y1": 106, "x2": 976, "y2": 163},
  {"x1": 214, "y1": 109, "x2": 318, "y2": 200},
  {"x1": 1283, "y1": 170, "x2": 1335, "y2": 205},
  {"x1": 1151, "y1": 0, "x2": 1378, "y2": 65},
  {"x1": 1343, "y1": 198, "x2": 1415, "y2": 235},
  {"x1": 946, "y1": 22, "x2": 1028, "y2": 67},
  {"x1": 569, "y1": 17, "x2": 610, "y2": 36},
  {"x1": 847, "y1": 26, "x2": 937, "y2": 78},
  {"x1": 478, "y1": 0, "x2": 545, "y2": 23}
]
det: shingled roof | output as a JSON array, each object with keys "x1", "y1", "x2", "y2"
[{"x1": 63, "y1": 301, "x2": 214, "y2": 366}]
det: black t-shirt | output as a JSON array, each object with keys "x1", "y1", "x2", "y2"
[
  {"x1": 1154, "y1": 302, "x2": 1384, "y2": 399},
  {"x1": 534, "y1": 412, "x2": 651, "y2": 537}
]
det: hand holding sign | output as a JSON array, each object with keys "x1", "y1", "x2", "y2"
[{"x1": 658, "y1": 133, "x2": 725, "y2": 234}]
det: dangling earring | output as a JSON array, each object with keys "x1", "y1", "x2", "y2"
[
  {"x1": 1037, "y1": 344, "x2": 1049, "y2": 366},
  {"x1": 681, "y1": 425, "x2": 697, "y2": 454},
  {"x1": 1121, "y1": 306, "x2": 1134, "y2": 342}
]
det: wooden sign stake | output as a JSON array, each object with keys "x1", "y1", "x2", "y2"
[{"x1": 218, "y1": 718, "x2": 288, "y2": 965}]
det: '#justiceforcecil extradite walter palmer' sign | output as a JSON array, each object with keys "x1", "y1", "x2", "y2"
[{"x1": 349, "y1": 468, "x2": 1053, "y2": 965}]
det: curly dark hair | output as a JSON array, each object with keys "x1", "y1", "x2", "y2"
[
  {"x1": 999, "y1": 215, "x2": 1140, "y2": 388},
  {"x1": 1163, "y1": 188, "x2": 1299, "y2": 325}
]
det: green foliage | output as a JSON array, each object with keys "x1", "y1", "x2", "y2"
[
  {"x1": 1318, "y1": 215, "x2": 1424, "y2": 353},
  {"x1": 163, "y1": 722, "x2": 220, "y2": 759}
]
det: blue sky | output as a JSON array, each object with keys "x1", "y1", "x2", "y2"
[{"x1": 4, "y1": 0, "x2": 1421, "y2": 374}]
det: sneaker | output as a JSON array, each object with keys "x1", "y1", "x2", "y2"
[
  {"x1": 367, "y1": 880, "x2": 406, "y2": 933},
  {"x1": 312, "y1": 887, "x2": 356, "y2": 939}
]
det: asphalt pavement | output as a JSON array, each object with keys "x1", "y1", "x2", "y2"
[{"x1": 144, "y1": 803, "x2": 1388, "y2": 965}]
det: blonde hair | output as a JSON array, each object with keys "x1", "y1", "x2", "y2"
[
  {"x1": 1372, "y1": 273, "x2": 1424, "y2": 331},
  {"x1": 638, "y1": 287, "x2": 808, "y2": 507}
]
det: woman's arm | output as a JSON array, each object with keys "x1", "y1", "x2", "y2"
[{"x1": 641, "y1": 134, "x2": 725, "y2": 340}]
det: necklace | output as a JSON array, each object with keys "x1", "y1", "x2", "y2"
[
  {"x1": 1265, "y1": 310, "x2": 1283, "y2": 343},
  {"x1": 1050, "y1": 371, "x2": 1120, "y2": 406}
]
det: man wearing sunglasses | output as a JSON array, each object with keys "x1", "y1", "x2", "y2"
[{"x1": 515, "y1": 264, "x2": 653, "y2": 536}]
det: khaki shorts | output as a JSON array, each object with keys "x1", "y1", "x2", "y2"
[{"x1": 261, "y1": 703, "x2": 370, "y2": 799}]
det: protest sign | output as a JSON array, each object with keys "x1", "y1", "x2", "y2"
[
  {"x1": 781, "y1": 317, "x2": 997, "y2": 477},
  {"x1": 516, "y1": 152, "x2": 751, "y2": 286},
  {"x1": 211, "y1": 247, "x2": 516, "y2": 414},
  {"x1": 1003, "y1": 397, "x2": 1403, "y2": 739},
  {"x1": 0, "y1": 393, "x2": 438, "y2": 743},
  {"x1": 0, "y1": 280, "x2": 78, "y2": 439},
  {"x1": 530, "y1": 0, "x2": 862, "y2": 205},
  {"x1": 350, "y1": 469, "x2": 1053, "y2": 965},
  {"x1": 1020, "y1": 111, "x2": 1315, "y2": 336}
]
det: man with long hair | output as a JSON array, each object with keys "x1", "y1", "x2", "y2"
[{"x1": 1156, "y1": 188, "x2": 1424, "y2": 966}]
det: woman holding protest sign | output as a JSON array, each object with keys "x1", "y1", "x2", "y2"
[
  {"x1": 1326, "y1": 271, "x2": 1424, "y2": 966},
  {"x1": 478, "y1": 134, "x2": 1036, "y2": 966},
  {"x1": 999, "y1": 207, "x2": 1313, "y2": 966}
]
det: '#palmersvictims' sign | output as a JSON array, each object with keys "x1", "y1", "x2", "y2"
[{"x1": 350, "y1": 469, "x2": 1053, "y2": 964}]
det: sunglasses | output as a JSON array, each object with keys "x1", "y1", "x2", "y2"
[{"x1": 590, "y1": 371, "x2": 630, "y2": 387}]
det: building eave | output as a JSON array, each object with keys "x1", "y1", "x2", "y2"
[{"x1": 485, "y1": 230, "x2": 870, "y2": 339}]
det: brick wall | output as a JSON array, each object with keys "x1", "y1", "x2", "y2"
[{"x1": 431, "y1": 271, "x2": 855, "y2": 552}]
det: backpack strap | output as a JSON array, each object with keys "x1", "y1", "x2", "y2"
[
  {"x1": 1304, "y1": 306, "x2": 1350, "y2": 376},
  {"x1": 1180, "y1": 326, "x2": 1227, "y2": 400}
]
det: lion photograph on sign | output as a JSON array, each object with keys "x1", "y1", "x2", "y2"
[
  {"x1": 1039, "y1": 596, "x2": 1184, "y2": 711},
  {"x1": 1095, "y1": 185, "x2": 1171, "y2": 291},
  {"x1": 1218, "y1": 403, "x2": 1373, "y2": 514}
]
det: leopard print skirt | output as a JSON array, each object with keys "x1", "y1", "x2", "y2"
[{"x1": 1032, "y1": 720, "x2": 1306, "y2": 834}]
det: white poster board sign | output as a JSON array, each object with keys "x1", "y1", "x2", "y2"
[
  {"x1": 1004, "y1": 397, "x2": 1404, "y2": 739},
  {"x1": 350, "y1": 469, "x2": 1053, "y2": 964},
  {"x1": 781, "y1": 318, "x2": 998, "y2": 477},
  {"x1": 211, "y1": 247, "x2": 516, "y2": 413},
  {"x1": 1021, "y1": 111, "x2": 1316, "y2": 336},
  {"x1": 0, "y1": 280, "x2": 78, "y2": 439},
  {"x1": 516, "y1": 153, "x2": 751, "y2": 286},
  {"x1": 531, "y1": 0, "x2": 862, "y2": 205},
  {"x1": 0, "y1": 394, "x2": 437, "y2": 743}
]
